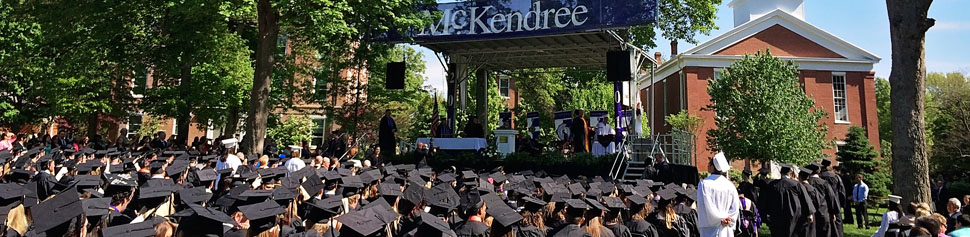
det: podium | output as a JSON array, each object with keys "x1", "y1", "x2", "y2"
[{"x1": 493, "y1": 130, "x2": 518, "y2": 156}]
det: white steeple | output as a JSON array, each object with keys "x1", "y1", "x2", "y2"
[{"x1": 728, "y1": 0, "x2": 805, "y2": 27}]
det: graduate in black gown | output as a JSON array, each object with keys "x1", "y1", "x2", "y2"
[
  {"x1": 518, "y1": 197, "x2": 549, "y2": 237},
  {"x1": 807, "y1": 163, "x2": 841, "y2": 237},
  {"x1": 602, "y1": 197, "x2": 633, "y2": 237},
  {"x1": 30, "y1": 157, "x2": 58, "y2": 201},
  {"x1": 647, "y1": 189, "x2": 690, "y2": 237},
  {"x1": 797, "y1": 167, "x2": 822, "y2": 237},
  {"x1": 819, "y1": 158, "x2": 846, "y2": 237},
  {"x1": 759, "y1": 165, "x2": 816, "y2": 237},
  {"x1": 551, "y1": 199, "x2": 592, "y2": 237},
  {"x1": 378, "y1": 110, "x2": 397, "y2": 159},
  {"x1": 624, "y1": 195, "x2": 660, "y2": 237},
  {"x1": 455, "y1": 191, "x2": 489, "y2": 237}
]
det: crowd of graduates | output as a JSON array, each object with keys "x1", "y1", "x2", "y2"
[{"x1": 2, "y1": 127, "x2": 970, "y2": 237}]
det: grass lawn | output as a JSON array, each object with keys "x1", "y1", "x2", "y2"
[{"x1": 755, "y1": 206, "x2": 885, "y2": 237}]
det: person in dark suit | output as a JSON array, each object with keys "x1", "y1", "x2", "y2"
[
  {"x1": 570, "y1": 110, "x2": 589, "y2": 153},
  {"x1": 150, "y1": 131, "x2": 169, "y2": 150},
  {"x1": 379, "y1": 109, "x2": 397, "y2": 158}
]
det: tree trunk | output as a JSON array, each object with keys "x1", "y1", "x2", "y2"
[
  {"x1": 242, "y1": 0, "x2": 279, "y2": 155},
  {"x1": 86, "y1": 112, "x2": 100, "y2": 139},
  {"x1": 886, "y1": 0, "x2": 935, "y2": 206},
  {"x1": 476, "y1": 69, "x2": 487, "y2": 127},
  {"x1": 225, "y1": 104, "x2": 240, "y2": 137},
  {"x1": 176, "y1": 51, "x2": 193, "y2": 147}
]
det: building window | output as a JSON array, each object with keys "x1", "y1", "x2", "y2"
[
  {"x1": 127, "y1": 115, "x2": 142, "y2": 140},
  {"x1": 276, "y1": 35, "x2": 288, "y2": 56},
  {"x1": 171, "y1": 119, "x2": 178, "y2": 136},
  {"x1": 712, "y1": 68, "x2": 724, "y2": 81},
  {"x1": 499, "y1": 76, "x2": 510, "y2": 97},
  {"x1": 133, "y1": 68, "x2": 149, "y2": 95},
  {"x1": 310, "y1": 117, "x2": 327, "y2": 149},
  {"x1": 832, "y1": 72, "x2": 849, "y2": 123},
  {"x1": 835, "y1": 141, "x2": 847, "y2": 159}
]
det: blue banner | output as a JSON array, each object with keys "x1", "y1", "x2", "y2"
[{"x1": 405, "y1": 0, "x2": 658, "y2": 43}]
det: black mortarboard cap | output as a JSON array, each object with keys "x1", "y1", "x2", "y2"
[
  {"x1": 239, "y1": 200, "x2": 286, "y2": 232},
  {"x1": 627, "y1": 195, "x2": 648, "y2": 206},
  {"x1": 522, "y1": 196, "x2": 547, "y2": 212},
  {"x1": 489, "y1": 204, "x2": 523, "y2": 227},
  {"x1": 585, "y1": 197, "x2": 608, "y2": 212},
  {"x1": 603, "y1": 197, "x2": 626, "y2": 210},
  {"x1": 363, "y1": 198, "x2": 400, "y2": 224},
  {"x1": 568, "y1": 183, "x2": 586, "y2": 196},
  {"x1": 178, "y1": 187, "x2": 213, "y2": 205},
  {"x1": 437, "y1": 173, "x2": 457, "y2": 183},
  {"x1": 302, "y1": 174, "x2": 325, "y2": 196},
  {"x1": 340, "y1": 176, "x2": 364, "y2": 188},
  {"x1": 74, "y1": 175, "x2": 102, "y2": 188},
  {"x1": 337, "y1": 208, "x2": 384, "y2": 236},
  {"x1": 82, "y1": 197, "x2": 111, "y2": 217},
  {"x1": 657, "y1": 188, "x2": 678, "y2": 201},
  {"x1": 139, "y1": 179, "x2": 176, "y2": 199},
  {"x1": 416, "y1": 211, "x2": 458, "y2": 236},
  {"x1": 306, "y1": 196, "x2": 343, "y2": 223},
  {"x1": 461, "y1": 170, "x2": 477, "y2": 180},
  {"x1": 241, "y1": 189, "x2": 274, "y2": 203},
  {"x1": 550, "y1": 192, "x2": 570, "y2": 203},
  {"x1": 195, "y1": 169, "x2": 217, "y2": 182},
  {"x1": 490, "y1": 172, "x2": 507, "y2": 184},
  {"x1": 821, "y1": 157, "x2": 834, "y2": 167},
  {"x1": 459, "y1": 190, "x2": 484, "y2": 214},
  {"x1": 427, "y1": 184, "x2": 461, "y2": 212},
  {"x1": 402, "y1": 184, "x2": 426, "y2": 205},
  {"x1": 798, "y1": 167, "x2": 812, "y2": 176},
  {"x1": 31, "y1": 187, "x2": 83, "y2": 233},
  {"x1": 166, "y1": 160, "x2": 190, "y2": 176},
  {"x1": 564, "y1": 199, "x2": 589, "y2": 210},
  {"x1": 806, "y1": 163, "x2": 822, "y2": 174},
  {"x1": 0, "y1": 183, "x2": 26, "y2": 201},
  {"x1": 101, "y1": 221, "x2": 155, "y2": 237},
  {"x1": 379, "y1": 183, "x2": 402, "y2": 197}
]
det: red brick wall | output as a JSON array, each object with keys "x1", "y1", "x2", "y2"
[
  {"x1": 715, "y1": 24, "x2": 845, "y2": 59},
  {"x1": 668, "y1": 67, "x2": 880, "y2": 170}
]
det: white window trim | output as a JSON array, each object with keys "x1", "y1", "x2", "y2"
[
  {"x1": 831, "y1": 72, "x2": 850, "y2": 124},
  {"x1": 126, "y1": 112, "x2": 143, "y2": 139},
  {"x1": 498, "y1": 76, "x2": 510, "y2": 98}
]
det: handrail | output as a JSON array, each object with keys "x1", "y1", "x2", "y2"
[{"x1": 608, "y1": 137, "x2": 633, "y2": 180}]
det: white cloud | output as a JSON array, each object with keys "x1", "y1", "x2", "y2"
[{"x1": 932, "y1": 21, "x2": 970, "y2": 31}]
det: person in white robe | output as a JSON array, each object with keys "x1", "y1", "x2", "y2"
[
  {"x1": 697, "y1": 152, "x2": 741, "y2": 237},
  {"x1": 215, "y1": 138, "x2": 242, "y2": 182},
  {"x1": 593, "y1": 117, "x2": 616, "y2": 156},
  {"x1": 285, "y1": 145, "x2": 306, "y2": 175}
]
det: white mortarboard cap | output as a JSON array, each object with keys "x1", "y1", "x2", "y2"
[
  {"x1": 221, "y1": 138, "x2": 239, "y2": 149},
  {"x1": 888, "y1": 195, "x2": 902, "y2": 204},
  {"x1": 288, "y1": 145, "x2": 303, "y2": 151},
  {"x1": 713, "y1": 152, "x2": 730, "y2": 172}
]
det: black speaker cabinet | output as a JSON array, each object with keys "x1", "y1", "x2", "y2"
[
  {"x1": 607, "y1": 50, "x2": 632, "y2": 81},
  {"x1": 386, "y1": 62, "x2": 406, "y2": 89}
]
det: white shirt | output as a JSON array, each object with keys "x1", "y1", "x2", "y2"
[
  {"x1": 697, "y1": 174, "x2": 741, "y2": 237},
  {"x1": 285, "y1": 158, "x2": 306, "y2": 175},
  {"x1": 872, "y1": 211, "x2": 899, "y2": 237},
  {"x1": 215, "y1": 154, "x2": 242, "y2": 179},
  {"x1": 596, "y1": 122, "x2": 614, "y2": 135}
]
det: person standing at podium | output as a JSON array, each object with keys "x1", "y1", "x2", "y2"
[
  {"x1": 571, "y1": 109, "x2": 590, "y2": 153},
  {"x1": 463, "y1": 117, "x2": 485, "y2": 138},
  {"x1": 379, "y1": 109, "x2": 397, "y2": 158}
]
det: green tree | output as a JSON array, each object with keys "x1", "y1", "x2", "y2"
[
  {"x1": 925, "y1": 72, "x2": 970, "y2": 180},
  {"x1": 267, "y1": 115, "x2": 313, "y2": 151},
  {"x1": 630, "y1": 0, "x2": 722, "y2": 49},
  {"x1": 0, "y1": 0, "x2": 50, "y2": 128},
  {"x1": 242, "y1": 0, "x2": 431, "y2": 154},
  {"x1": 665, "y1": 110, "x2": 703, "y2": 134},
  {"x1": 837, "y1": 126, "x2": 892, "y2": 199},
  {"x1": 706, "y1": 51, "x2": 829, "y2": 165},
  {"x1": 875, "y1": 78, "x2": 892, "y2": 143}
]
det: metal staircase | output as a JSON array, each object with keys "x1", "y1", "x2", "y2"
[{"x1": 610, "y1": 132, "x2": 695, "y2": 182}]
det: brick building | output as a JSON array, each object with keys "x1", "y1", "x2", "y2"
[
  {"x1": 639, "y1": 0, "x2": 881, "y2": 169},
  {"x1": 113, "y1": 37, "x2": 365, "y2": 150}
]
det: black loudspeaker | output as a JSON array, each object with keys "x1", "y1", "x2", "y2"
[
  {"x1": 386, "y1": 62, "x2": 406, "y2": 89},
  {"x1": 607, "y1": 50, "x2": 632, "y2": 81}
]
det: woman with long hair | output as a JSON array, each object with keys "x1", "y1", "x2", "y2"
[
  {"x1": 518, "y1": 197, "x2": 547, "y2": 237},
  {"x1": 602, "y1": 197, "x2": 633, "y2": 237},
  {"x1": 625, "y1": 195, "x2": 660, "y2": 237},
  {"x1": 874, "y1": 196, "x2": 905, "y2": 237},
  {"x1": 647, "y1": 189, "x2": 689, "y2": 237}
]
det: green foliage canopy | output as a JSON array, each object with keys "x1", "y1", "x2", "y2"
[{"x1": 706, "y1": 51, "x2": 829, "y2": 165}]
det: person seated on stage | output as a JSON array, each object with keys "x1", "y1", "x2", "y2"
[{"x1": 463, "y1": 117, "x2": 486, "y2": 138}]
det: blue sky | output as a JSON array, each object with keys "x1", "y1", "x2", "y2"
[{"x1": 412, "y1": 0, "x2": 970, "y2": 92}]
